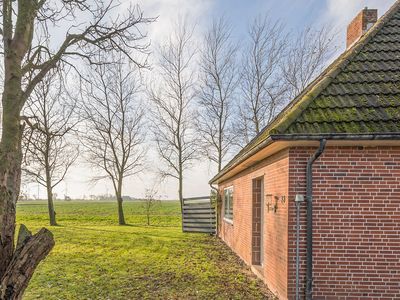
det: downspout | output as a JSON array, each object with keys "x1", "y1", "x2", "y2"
[
  {"x1": 295, "y1": 194, "x2": 304, "y2": 300},
  {"x1": 305, "y1": 139, "x2": 327, "y2": 300}
]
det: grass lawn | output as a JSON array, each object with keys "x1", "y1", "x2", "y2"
[{"x1": 17, "y1": 200, "x2": 273, "y2": 299}]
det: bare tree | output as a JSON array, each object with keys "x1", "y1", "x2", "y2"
[
  {"x1": 282, "y1": 26, "x2": 337, "y2": 99},
  {"x1": 142, "y1": 187, "x2": 161, "y2": 226},
  {"x1": 22, "y1": 70, "x2": 79, "y2": 226},
  {"x1": 238, "y1": 16, "x2": 287, "y2": 145},
  {"x1": 82, "y1": 55, "x2": 146, "y2": 226},
  {"x1": 197, "y1": 17, "x2": 238, "y2": 172},
  {"x1": 0, "y1": 1, "x2": 153, "y2": 297},
  {"x1": 149, "y1": 20, "x2": 198, "y2": 212}
]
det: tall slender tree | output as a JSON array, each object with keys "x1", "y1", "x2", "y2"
[
  {"x1": 82, "y1": 55, "x2": 146, "y2": 226},
  {"x1": 197, "y1": 17, "x2": 238, "y2": 172},
  {"x1": 0, "y1": 1, "x2": 152, "y2": 297},
  {"x1": 23, "y1": 70, "x2": 79, "y2": 226},
  {"x1": 149, "y1": 20, "x2": 198, "y2": 211}
]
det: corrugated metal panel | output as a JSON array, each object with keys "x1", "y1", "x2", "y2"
[{"x1": 182, "y1": 196, "x2": 216, "y2": 234}]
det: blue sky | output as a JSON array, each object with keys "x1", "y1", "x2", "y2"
[
  {"x1": 212, "y1": 0, "x2": 325, "y2": 36},
  {"x1": 140, "y1": 0, "x2": 395, "y2": 50},
  {"x1": 30, "y1": 0, "x2": 397, "y2": 200}
]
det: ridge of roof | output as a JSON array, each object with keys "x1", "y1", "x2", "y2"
[
  {"x1": 210, "y1": 0, "x2": 400, "y2": 184},
  {"x1": 269, "y1": 2, "x2": 400, "y2": 136}
]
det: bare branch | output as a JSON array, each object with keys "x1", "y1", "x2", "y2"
[
  {"x1": 197, "y1": 17, "x2": 239, "y2": 172},
  {"x1": 22, "y1": 68, "x2": 79, "y2": 225},
  {"x1": 237, "y1": 15, "x2": 287, "y2": 146},
  {"x1": 148, "y1": 19, "x2": 199, "y2": 208},
  {"x1": 81, "y1": 52, "x2": 146, "y2": 225},
  {"x1": 281, "y1": 25, "x2": 337, "y2": 99}
]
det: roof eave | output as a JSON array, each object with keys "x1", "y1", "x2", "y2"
[
  {"x1": 209, "y1": 137, "x2": 274, "y2": 185},
  {"x1": 271, "y1": 133, "x2": 400, "y2": 141},
  {"x1": 210, "y1": 132, "x2": 400, "y2": 185}
]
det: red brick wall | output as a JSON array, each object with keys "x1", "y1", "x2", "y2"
[
  {"x1": 288, "y1": 146, "x2": 400, "y2": 299},
  {"x1": 218, "y1": 150, "x2": 290, "y2": 299}
]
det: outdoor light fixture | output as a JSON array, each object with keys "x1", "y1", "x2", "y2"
[{"x1": 295, "y1": 194, "x2": 305, "y2": 202}]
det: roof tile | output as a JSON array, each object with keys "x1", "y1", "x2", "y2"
[{"x1": 285, "y1": 8, "x2": 400, "y2": 134}]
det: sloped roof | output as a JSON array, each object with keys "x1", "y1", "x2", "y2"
[
  {"x1": 211, "y1": 1, "x2": 400, "y2": 184},
  {"x1": 281, "y1": 11, "x2": 400, "y2": 135}
]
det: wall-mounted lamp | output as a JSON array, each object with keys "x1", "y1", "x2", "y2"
[{"x1": 295, "y1": 194, "x2": 305, "y2": 203}]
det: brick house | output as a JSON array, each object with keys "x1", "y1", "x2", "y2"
[{"x1": 210, "y1": 3, "x2": 400, "y2": 300}]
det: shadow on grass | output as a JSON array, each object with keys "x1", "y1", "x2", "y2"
[
  {"x1": 62, "y1": 225, "x2": 191, "y2": 241},
  {"x1": 119, "y1": 223, "x2": 181, "y2": 228}
]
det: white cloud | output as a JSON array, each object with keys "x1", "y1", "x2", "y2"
[{"x1": 135, "y1": 0, "x2": 214, "y2": 45}]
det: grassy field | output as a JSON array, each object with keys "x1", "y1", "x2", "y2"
[{"x1": 17, "y1": 200, "x2": 272, "y2": 300}]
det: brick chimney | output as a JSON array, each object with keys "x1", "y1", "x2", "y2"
[{"x1": 346, "y1": 7, "x2": 378, "y2": 49}]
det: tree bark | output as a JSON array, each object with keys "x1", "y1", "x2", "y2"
[
  {"x1": 178, "y1": 171, "x2": 183, "y2": 212},
  {"x1": 46, "y1": 185, "x2": 57, "y2": 226},
  {"x1": 0, "y1": 20, "x2": 55, "y2": 296},
  {"x1": 0, "y1": 66, "x2": 25, "y2": 280},
  {"x1": 117, "y1": 197, "x2": 126, "y2": 225},
  {"x1": 0, "y1": 226, "x2": 54, "y2": 300},
  {"x1": 178, "y1": 164, "x2": 184, "y2": 231},
  {"x1": 116, "y1": 178, "x2": 126, "y2": 225},
  {"x1": 0, "y1": 90, "x2": 55, "y2": 299}
]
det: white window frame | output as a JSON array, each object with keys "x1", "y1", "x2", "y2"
[{"x1": 223, "y1": 186, "x2": 234, "y2": 224}]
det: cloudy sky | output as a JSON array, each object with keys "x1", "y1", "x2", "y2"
[{"x1": 25, "y1": 0, "x2": 396, "y2": 200}]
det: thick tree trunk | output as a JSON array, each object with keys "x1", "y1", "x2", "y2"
[
  {"x1": 0, "y1": 48, "x2": 55, "y2": 298},
  {"x1": 0, "y1": 148, "x2": 20, "y2": 279},
  {"x1": 0, "y1": 225, "x2": 54, "y2": 300},
  {"x1": 0, "y1": 108, "x2": 55, "y2": 299},
  {"x1": 0, "y1": 56, "x2": 25, "y2": 280},
  {"x1": 46, "y1": 186, "x2": 57, "y2": 226}
]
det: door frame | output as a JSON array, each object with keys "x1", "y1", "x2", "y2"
[
  {"x1": 260, "y1": 178, "x2": 264, "y2": 266},
  {"x1": 252, "y1": 176, "x2": 264, "y2": 266}
]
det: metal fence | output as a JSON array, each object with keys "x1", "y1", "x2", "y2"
[{"x1": 182, "y1": 196, "x2": 216, "y2": 234}]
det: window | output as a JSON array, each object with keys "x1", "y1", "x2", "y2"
[{"x1": 224, "y1": 187, "x2": 233, "y2": 222}]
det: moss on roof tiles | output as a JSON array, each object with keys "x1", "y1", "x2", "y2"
[
  {"x1": 363, "y1": 41, "x2": 400, "y2": 52},
  {"x1": 211, "y1": 1, "x2": 400, "y2": 184},
  {"x1": 270, "y1": 1, "x2": 400, "y2": 136}
]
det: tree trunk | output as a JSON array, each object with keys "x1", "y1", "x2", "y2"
[
  {"x1": 217, "y1": 149, "x2": 222, "y2": 173},
  {"x1": 178, "y1": 165, "x2": 184, "y2": 231},
  {"x1": 46, "y1": 186, "x2": 57, "y2": 226},
  {"x1": 0, "y1": 226, "x2": 54, "y2": 300},
  {"x1": 117, "y1": 197, "x2": 126, "y2": 225},
  {"x1": 178, "y1": 172, "x2": 183, "y2": 212},
  {"x1": 116, "y1": 178, "x2": 126, "y2": 225},
  {"x1": 0, "y1": 50, "x2": 55, "y2": 299},
  {"x1": 0, "y1": 56, "x2": 25, "y2": 280},
  {"x1": 0, "y1": 114, "x2": 55, "y2": 297},
  {"x1": 45, "y1": 134, "x2": 57, "y2": 227}
]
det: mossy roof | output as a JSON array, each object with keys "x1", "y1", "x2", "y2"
[{"x1": 211, "y1": 1, "x2": 400, "y2": 184}]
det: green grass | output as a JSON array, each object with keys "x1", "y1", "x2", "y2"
[{"x1": 17, "y1": 200, "x2": 272, "y2": 300}]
